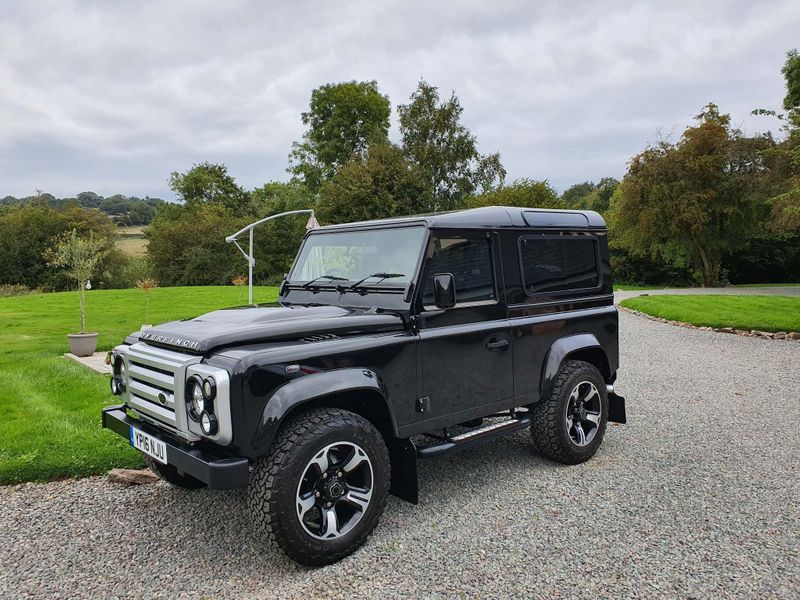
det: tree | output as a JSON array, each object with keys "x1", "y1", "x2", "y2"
[
  {"x1": 47, "y1": 229, "x2": 111, "y2": 333},
  {"x1": 781, "y1": 49, "x2": 800, "y2": 111},
  {"x1": 146, "y1": 202, "x2": 246, "y2": 286},
  {"x1": 761, "y1": 50, "x2": 800, "y2": 231},
  {"x1": 562, "y1": 178, "x2": 619, "y2": 213},
  {"x1": 0, "y1": 203, "x2": 122, "y2": 290},
  {"x1": 317, "y1": 144, "x2": 429, "y2": 224},
  {"x1": 168, "y1": 162, "x2": 249, "y2": 214},
  {"x1": 466, "y1": 179, "x2": 560, "y2": 209},
  {"x1": 398, "y1": 80, "x2": 506, "y2": 211},
  {"x1": 250, "y1": 181, "x2": 317, "y2": 279},
  {"x1": 289, "y1": 81, "x2": 391, "y2": 191},
  {"x1": 561, "y1": 182, "x2": 595, "y2": 207},
  {"x1": 608, "y1": 104, "x2": 772, "y2": 286}
]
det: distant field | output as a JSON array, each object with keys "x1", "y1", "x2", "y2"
[
  {"x1": 0, "y1": 285, "x2": 279, "y2": 484},
  {"x1": 116, "y1": 225, "x2": 147, "y2": 257},
  {"x1": 620, "y1": 294, "x2": 800, "y2": 332}
]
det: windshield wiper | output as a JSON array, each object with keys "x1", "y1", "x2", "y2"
[
  {"x1": 302, "y1": 274, "x2": 347, "y2": 289},
  {"x1": 347, "y1": 272, "x2": 406, "y2": 291}
]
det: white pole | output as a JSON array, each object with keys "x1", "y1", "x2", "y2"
[
  {"x1": 225, "y1": 209, "x2": 318, "y2": 307},
  {"x1": 248, "y1": 228, "x2": 254, "y2": 305}
]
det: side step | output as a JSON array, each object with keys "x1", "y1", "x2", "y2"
[{"x1": 416, "y1": 415, "x2": 531, "y2": 459}]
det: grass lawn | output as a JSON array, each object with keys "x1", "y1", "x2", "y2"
[
  {"x1": 0, "y1": 285, "x2": 278, "y2": 485},
  {"x1": 620, "y1": 294, "x2": 800, "y2": 333}
]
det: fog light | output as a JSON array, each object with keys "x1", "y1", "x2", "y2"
[
  {"x1": 110, "y1": 377, "x2": 121, "y2": 395},
  {"x1": 200, "y1": 411, "x2": 218, "y2": 435}
]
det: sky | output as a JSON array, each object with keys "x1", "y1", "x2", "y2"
[{"x1": 0, "y1": 0, "x2": 798, "y2": 200}]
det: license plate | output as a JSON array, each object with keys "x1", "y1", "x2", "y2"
[{"x1": 130, "y1": 426, "x2": 167, "y2": 464}]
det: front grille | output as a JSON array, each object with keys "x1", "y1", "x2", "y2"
[{"x1": 125, "y1": 344, "x2": 188, "y2": 429}]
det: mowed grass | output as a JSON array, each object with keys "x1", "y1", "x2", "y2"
[
  {"x1": 620, "y1": 294, "x2": 800, "y2": 332},
  {"x1": 0, "y1": 285, "x2": 278, "y2": 484}
]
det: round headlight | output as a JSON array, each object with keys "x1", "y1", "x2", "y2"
[
  {"x1": 200, "y1": 411, "x2": 218, "y2": 435},
  {"x1": 189, "y1": 379, "x2": 205, "y2": 420},
  {"x1": 202, "y1": 377, "x2": 216, "y2": 400},
  {"x1": 112, "y1": 356, "x2": 126, "y2": 393}
]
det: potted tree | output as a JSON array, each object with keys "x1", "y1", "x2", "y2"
[{"x1": 48, "y1": 229, "x2": 110, "y2": 357}]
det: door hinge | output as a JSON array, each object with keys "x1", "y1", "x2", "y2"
[{"x1": 416, "y1": 396, "x2": 430, "y2": 413}]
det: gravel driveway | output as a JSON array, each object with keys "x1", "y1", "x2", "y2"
[{"x1": 2, "y1": 309, "x2": 799, "y2": 599}]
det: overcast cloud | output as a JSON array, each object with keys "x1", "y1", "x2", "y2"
[{"x1": 0, "y1": 0, "x2": 797, "y2": 199}]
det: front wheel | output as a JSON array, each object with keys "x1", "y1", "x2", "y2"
[
  {"x1": 248, "y1": 408, "x2": 390, "y2": 566},
  {"x1": 530, "y1": 360, "x2": 609, "y2": 464}
]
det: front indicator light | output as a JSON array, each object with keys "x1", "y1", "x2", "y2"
[
  {"x1": 202, "y1": 377, "x2": 216, "y2": 399},
  {"x1": 200, "y1": 411, "x2": 218, "y2": 435}
]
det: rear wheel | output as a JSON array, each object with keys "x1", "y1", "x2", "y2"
[
  {"x1": 144, "y1": 456, "x2": 206, "y2": 489},
  {"x1": 248, "y1": 408, "x2": 390, "y2": 566},
  {"x1": 530, "y1": 360, "x2": 608, "y2": 464}
]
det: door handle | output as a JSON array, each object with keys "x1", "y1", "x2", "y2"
[{"x1": 485, "y1": 337, "x2": 509, "y2": 351}]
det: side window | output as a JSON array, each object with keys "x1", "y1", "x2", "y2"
[
  {"x1": 520, "y1": 236, "x2": 599, "y2": 294},
  {"x1": 422, "y1": 237, "x2": 495, "y2": 305}
]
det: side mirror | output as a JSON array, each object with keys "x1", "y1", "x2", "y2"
[
  {"x1": 278, "y1": 279, "x2": 287, "y2": 296},
  {"x1": 432, "y1": 273, "x2": 456, "y2": 309}
]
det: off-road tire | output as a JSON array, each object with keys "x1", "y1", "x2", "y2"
[
  {"x1": 530, "y1": 360, "x2": 608, "y2": 464},
  {"x1": 248, "y1": 408, "x2": 391, "y2": 566},
  {"x1": 145, "y1": 456, "x2": 206, "y2": 489}
]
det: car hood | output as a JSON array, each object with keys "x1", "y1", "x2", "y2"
[{"x1": 137, "y1": 303, "x2": 405, "y2": 354}]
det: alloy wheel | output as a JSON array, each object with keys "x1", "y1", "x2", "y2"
[
  {"x1": 565, "y1": 381, "x2": 602, "y2": 447},
  {"x1": 295, "y1": 441, "x2": 374, "y2": 540}
]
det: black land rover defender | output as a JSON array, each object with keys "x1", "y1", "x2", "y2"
[{"x1": 103, "y1": 206, "x2": 625, "y2": 565}]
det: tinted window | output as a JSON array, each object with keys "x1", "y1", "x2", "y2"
[
  {"x1": 520, "y1": 237, "x2": 599, "y2": 293},
  {"x1": 422, "y1": 237, "x2": 495, "y2": 305}
]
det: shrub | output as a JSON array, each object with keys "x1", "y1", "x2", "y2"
[{"x1": 0, "y1": 283, "x2": 36, "y2": 297}]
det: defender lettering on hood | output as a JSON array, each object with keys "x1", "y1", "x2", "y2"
[{"x1": 138, "y1": 303, "x2": 404, "y2": 353}]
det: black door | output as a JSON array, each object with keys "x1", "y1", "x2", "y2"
[{"x1": 416, "y1": 231, "x2": 513, "y2": 427}]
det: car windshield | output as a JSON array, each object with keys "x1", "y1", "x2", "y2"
[{"x1": 289, "y1": 226, "x2": 427, "y2": 288}]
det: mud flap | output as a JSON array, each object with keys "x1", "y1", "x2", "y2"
[
  {"x1": 388, "y1": 437, "x2": 418, "y2": 504},
  {"x1": 608, "y1": 392, "x2": 627, "y2": 424}
]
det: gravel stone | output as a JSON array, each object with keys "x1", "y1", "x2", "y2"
[{"x1": 1, "y1": 304, "x2": 799, "y2": 599}]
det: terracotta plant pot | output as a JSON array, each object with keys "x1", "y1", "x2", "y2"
[{"x1": 67, "y1": 333, "x2": 98, "y2": 357}]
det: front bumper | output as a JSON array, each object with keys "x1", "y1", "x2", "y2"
[{"x1": 102, "y1": 405, "x2": 249, "y2": 489}]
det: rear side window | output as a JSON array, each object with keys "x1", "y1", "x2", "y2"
[
  {"x1": 520, "y1": 236, "x2": 599, "y2": 294},
  {"x1": 422, "y1": 237, "x2": 495, "y2": 305}
]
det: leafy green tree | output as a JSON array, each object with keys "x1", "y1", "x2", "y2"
[
  {"x1": 168, "y1": 162, "x2": 250, "y2": 214},
  {"x1": 608, "y1": 104, "x2": 772, "y2": 286},
  {"x1": 561, "y1": 182, "x2": 595, "y2": 207},
  {"x1": 289, "y1": 81, "x2": 391, "y2": 191},
  {"x1": 759, "y1": 50, "x2": 800, "y2": 231},
  {"x1": 781, "y1": 49, "x2": 800, "y2": 111},
  {"x1": 250, "y1": 181, "x2": 316, "y2": 279},
  {"x1": 398, "y1": 80, "x2": 506, "y2": 210},
  {"x1": 562, "y1": 178, "x2": 619, "y2": 213},
  {"x1": 0, "y1": 203, "x2": 123, "y2": 290},
  {"x1": 46, "y1": 229, "x2": 111, "y2": 333},
  {"x1": 466, "y1": 179, "x2": 560, "y2": 209},
  {"x1": 146, "y1": 203, "x2": 245, "y2": 286},
  {"x1": 317, "y1": 144, "x2": 429, "y2": 224}
]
